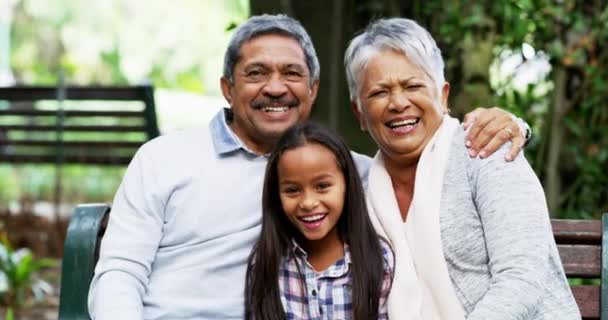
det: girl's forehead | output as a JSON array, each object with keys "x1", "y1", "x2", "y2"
[{"x1": 277, "y1": 143, "x2": 343, "y2": 177}]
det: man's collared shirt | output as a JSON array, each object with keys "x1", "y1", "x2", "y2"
[{"x1": 279, "y1": 240, "x2": 394, "y2": 320}]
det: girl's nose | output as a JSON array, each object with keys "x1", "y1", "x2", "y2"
[{"x1": 299, "y1": 195, "x2": 320, "y2": 211}]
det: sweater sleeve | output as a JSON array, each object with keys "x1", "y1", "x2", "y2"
[
  {"x1": 88, "y1": 144, "x2": 166, "y2": 319},
  {"x1": 465, "y1": 143, "x2": 554, "y2": 320}
]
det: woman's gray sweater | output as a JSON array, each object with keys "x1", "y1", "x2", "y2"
[{"x1": 438, "y1": 128, "x2": 580, "y2": 319}]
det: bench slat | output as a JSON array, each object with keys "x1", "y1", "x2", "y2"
[
  {"x1": 0, "y1": 139, "x2": 144, "y2": 148},
  {"x1": 552, "y1": 219, "x2": 602, "y2": 244},
  {"x1": 0, "y1": 154, "x2": 133, "y2": 165},
  {"x1": 558, "y1": 244, "x2": 601, "y2": 278},
  {"x1": 0, "y1": 110, "x2": 144, "y2": 117},
  {"x1": 571, "y1": 285, "x2": 600, "y2": 319},
  {"x1": 0, "y1": 86, "x2": 151, "y2": 101},
  {"x1": 0, "y1": 124, "x2": 147, "y2": 132}
]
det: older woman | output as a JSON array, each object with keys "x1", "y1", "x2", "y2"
[{"x1": 345, "y1": 18, "x2": 580, "y2": 319}]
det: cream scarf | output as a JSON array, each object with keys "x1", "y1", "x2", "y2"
[{"x1": 366, "y1": 115, "x2": 465, "y2": 320}]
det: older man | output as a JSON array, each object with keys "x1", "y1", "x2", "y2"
[{"x1": 88, "y1": 14, "x2": 528, "y2": 319}]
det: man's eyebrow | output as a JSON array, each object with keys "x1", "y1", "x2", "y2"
[{"x1": 243, "y1": 63, "x2": 268, "y2": 70}]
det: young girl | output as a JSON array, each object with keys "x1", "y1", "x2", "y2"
[{"x1": 245, "y1": 121, "x2": 394, "y2": 320}]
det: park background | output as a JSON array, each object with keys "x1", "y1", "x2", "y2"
[{"x1": 0, "y1": 0, "x2": 606, "y2": 318}]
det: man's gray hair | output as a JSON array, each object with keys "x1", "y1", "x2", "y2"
[
  {"x1": 344, "y1": 18, "x2": 445, "y2": 105},
  {"x1": 223, "y1": 14, "x2": 320, "y2": 85}
]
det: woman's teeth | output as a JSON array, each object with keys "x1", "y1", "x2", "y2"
[{"x1": 388, "y1": 118, "x2": 419, "y2": 128}]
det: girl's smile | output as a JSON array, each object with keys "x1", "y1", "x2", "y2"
[{"x1": 277, "y1": 142, "x2": 346, "y2": 249}]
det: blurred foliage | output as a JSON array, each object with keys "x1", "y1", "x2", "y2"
[
  {"x1": 355, "y1": 0, "x2": 608, "y2": 219},
  {"x1": 9, "y1": 0, "x2": 250, "y2": 95},
  {"x1": 0, "y1": 0, "x2": 249, "y2": 210},
  {"x1": 0, "y1": 232, "x2": 57, "y2": 310}
]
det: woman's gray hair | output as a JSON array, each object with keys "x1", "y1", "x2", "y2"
[
  {"x1": 344, "y1": 18, "x2": 445, "y2": 105},
  {"x1": 223, "y1": 14, "x2": 320, "y2": 85}
]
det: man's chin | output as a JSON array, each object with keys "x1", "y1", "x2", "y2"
[{"x1": 262, "y1": 120, "x2": 300, "y2": 134}]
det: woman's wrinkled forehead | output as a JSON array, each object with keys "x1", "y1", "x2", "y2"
[{"x1": 356, "y1": 46, "x2": 439, "y2": 92}]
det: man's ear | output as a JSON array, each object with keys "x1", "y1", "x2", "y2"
[
  {"x1": 220, "y1": 76, "x2": 233, "y2": 106},
  {"x1": 309, "y1": 79, "x2": 320, "y2": 102},
  {"x1": 351, "y1": 100, "x2": 367, "y2": 131},
  {"x1": 440, "y1": 82, "x2": 451, "y2": 113}
]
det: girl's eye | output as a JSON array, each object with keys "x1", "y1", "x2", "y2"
[
  {"x1": 282, "y1": 186, "x2": 300, "y2": 194},
  {"x1": 316, "y1": 182, "x2": 332, "y2": 191}
]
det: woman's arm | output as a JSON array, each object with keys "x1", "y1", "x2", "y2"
[{"x1": 466, "y1": 143, "x2": 556, "y2": 319}]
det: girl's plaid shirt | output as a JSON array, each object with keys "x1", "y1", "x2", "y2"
[{"x1": 278, "y1": 240, "x2": 394, "y2": 319}]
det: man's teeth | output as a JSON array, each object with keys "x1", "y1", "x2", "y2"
[
  {"x1": 300, "y1": 214, "x2": 325, "y2": 222},
  {"x1": 263, "y1": 106, "x2": 289, "y2": 112},
  {"x1": 389, "y1": 118, "x2": 419, "y2": 128}
]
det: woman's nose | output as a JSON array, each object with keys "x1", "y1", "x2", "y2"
[{"x1": 388, "y1": 92, "x2": 410, "y2": 112}]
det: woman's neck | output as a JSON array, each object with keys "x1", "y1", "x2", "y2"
[{"x1": 384, "y1": 156, "x2": 418, "y2": 221}]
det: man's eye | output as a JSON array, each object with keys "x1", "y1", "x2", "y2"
[
  {"x1": 284, "y1": 71, "x2": 303, "y2": 80},
  {"x1": 245, "y1": 70, "x2": 267, "y2": 80}
]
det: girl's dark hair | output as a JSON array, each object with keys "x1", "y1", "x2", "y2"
[{"x1": 245, "y1": 121, "x2": 387, "y2": 320}]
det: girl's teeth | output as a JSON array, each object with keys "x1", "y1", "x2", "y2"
[{"x1": 301, "y1": 214, "x2": 325, "y2": 222}]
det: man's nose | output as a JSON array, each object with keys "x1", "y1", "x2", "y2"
[{"x1": 263, "y1": 74, "x2": 288, "y2": 97}]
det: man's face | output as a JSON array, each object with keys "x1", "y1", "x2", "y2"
[{"x1": 221, "y1": 34, "x2": 319, "y2": 154}]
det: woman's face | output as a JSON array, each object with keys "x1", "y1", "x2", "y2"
[{"x1": 354, "y1": 50, "x2": 449, "y2": 166}]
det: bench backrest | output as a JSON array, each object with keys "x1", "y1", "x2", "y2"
[
  {"x1": 552, "y1": 218, "x2": 608, "y2": 319},
  {"x1": 0, "y1": 85, "x2": 159, "y2": 165}
]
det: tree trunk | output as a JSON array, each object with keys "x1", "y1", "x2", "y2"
[{"x1": 545, "y1": 66, "x2": 566, "y2": 215}]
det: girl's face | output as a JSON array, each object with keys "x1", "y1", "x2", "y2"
[{"x1": 277, "y1": 142, "x2": 346, "y2": 248}]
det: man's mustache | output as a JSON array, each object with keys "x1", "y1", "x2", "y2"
[{"x1": 251, "y1": 97, "x2": 299, "y2": 109}]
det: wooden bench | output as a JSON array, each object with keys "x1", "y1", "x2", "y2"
[
  {"x1": 57, "y1": 205, "x2": 608, "y2": 319},
  {"x1": 0, "y1": 85, "x2": 159, "y2": 165}
]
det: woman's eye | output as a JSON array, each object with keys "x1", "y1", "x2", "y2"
[{"x1": 368, "y1": 90, "x2": 387, "y2": 98}]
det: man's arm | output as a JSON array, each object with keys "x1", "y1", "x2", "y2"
[
  {"x1": 88, "y1": 145, "x2": 165, "y2": 319},
  {"x1": 463, "y1": 107, "x2": 531, "y2": 161}
]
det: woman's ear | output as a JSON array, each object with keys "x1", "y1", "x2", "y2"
[
  {"x1": 440, "y1": 82, "x2": 451, "y2": 113},
  {"x1": 351, "y1": 100, "x2": 367, "y2": 131}
]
